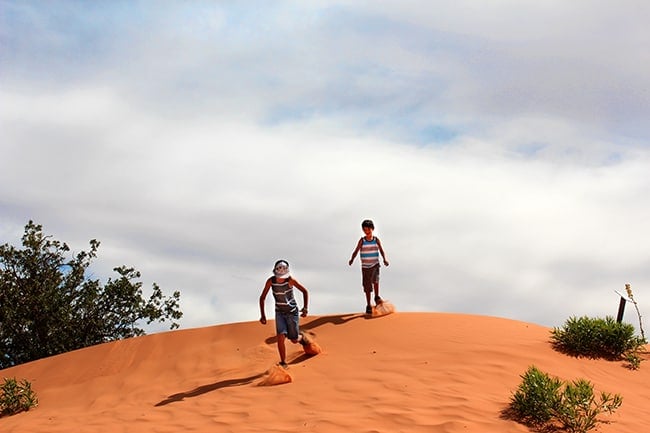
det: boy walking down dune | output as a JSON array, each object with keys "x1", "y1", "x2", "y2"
[
  {"x1": 259, "y1": 260, "x2": 311, "y2": 368},
  {"x1": 349, "y1": 219, "x2": 389, "y2": 315}
]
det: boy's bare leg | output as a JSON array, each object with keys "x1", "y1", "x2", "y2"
[
  {"x1": 373, "y1": 283, "x2": 382, "y2": 303},
  {"x1": 277, "y1": 334, "x2": 287, "y2": 364}
]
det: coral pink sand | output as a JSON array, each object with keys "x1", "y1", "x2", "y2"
[{"x1": 1, "y1": 313, "x2": 649, "y2": 432}]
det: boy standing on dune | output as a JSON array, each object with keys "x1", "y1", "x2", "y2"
[
  {"x1": 349, "y1": 219, "x2": 389, "y2": 315},
  {"x1": 259, "y1": 260, "x2": 311, "y2": 368}
]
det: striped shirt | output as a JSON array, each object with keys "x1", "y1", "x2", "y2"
[
  {"x1": 271, "y1": 277, "x2": 298, "y2": 313},
  {"x1": 360, "y1": 237, "x2": 380, "y2": 268}
]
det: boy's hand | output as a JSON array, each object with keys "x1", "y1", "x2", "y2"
[
  {"x1": 384, "y1": 259, "x2": 389, "y2": 266},
  {"x1": 260, "y1": 316, "x2": 267, "y2": 325},
  {"x1": 300, "y1": 307, "x2": 308, "y2": 317},
  {"x1": 348, "y1": 259, "x2": 353, "y2": 265}
]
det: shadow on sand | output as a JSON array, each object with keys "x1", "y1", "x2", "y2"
[
  {"x1": 155, "y1": 372, "x2": 266, "y2": 406},
  {"x1": 157, "y1": 312, "x2": 387, "y2": 405},
  {"x1": 263, "y1": 312, "x2": 370, "y2": 344}
]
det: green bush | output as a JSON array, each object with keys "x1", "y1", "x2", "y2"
[
  {"x1": 508, "y1": 366, "x2": 622, "y2": 433},
  {"x1": 509, "y1": 365, "x2": 562, "y2": 427},
  {"x1": 554, "y1": 378, "x2": 622, "y2": 433},
  {"x1": 624, "y1": 351, "x2": 643, "y2": 370},
  {"x1": 0, "y1": 377, "x2": 38, "y2": 417},
  {"x1": 551, "y1": 316, "x2": 645, "y2": 360}
]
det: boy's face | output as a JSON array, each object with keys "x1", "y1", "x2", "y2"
[{"x1": 362, "y1": 226, "x2": 373, "y2": 237}]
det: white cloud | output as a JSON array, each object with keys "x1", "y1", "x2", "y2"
[{"x1": 1, "y1": 1, "x2": 649, "y2": 334}]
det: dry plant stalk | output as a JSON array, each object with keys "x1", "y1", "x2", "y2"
[{"x1": 624, "y1": 284, "x2": 645, "y2": 341}]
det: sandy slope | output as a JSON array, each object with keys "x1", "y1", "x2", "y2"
[{"x1": 1, "y1": 312, "x2": 649, "y2": 432}]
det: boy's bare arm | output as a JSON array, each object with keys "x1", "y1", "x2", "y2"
[
  {"x1": 292, "y1": 279, "x2": 309, "y2": 317},
  {"x1": 377, "y1": 237, "x2": 389, "y2": 266},
  {"x1": 259, "y1": 279, "x2": 271, "y2": 324},
  {"x1": 348, "y1": 238, "x2": 363, "y2": 265}
]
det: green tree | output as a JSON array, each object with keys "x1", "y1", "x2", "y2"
[{"x1": 0, "y1": 221, "x2": 182, "y2": 368}]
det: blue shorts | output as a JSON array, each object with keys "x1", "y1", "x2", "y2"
[{"x1": 275, "y1": 310, "x2": 300, "y2": 341}]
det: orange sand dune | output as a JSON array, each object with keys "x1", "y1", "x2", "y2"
[{"x1": 1, "y1": 313, "x2": 649, "y2": 432}]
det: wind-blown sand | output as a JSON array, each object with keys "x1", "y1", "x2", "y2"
[{"x1": 1, "y1": 313, "x2": 649, "y2": 432}]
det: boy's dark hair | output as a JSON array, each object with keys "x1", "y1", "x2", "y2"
[{"x1": 361, "y1": 219, "x2": 374, "y2": 229}]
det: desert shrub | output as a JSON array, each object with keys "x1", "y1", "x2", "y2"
[
  {"x1": 509, "y1": 365, "x2": 562, "y2": 427},
  {"x1": 551, "y1": 316, "x2": 645, "y2": 360},
  {"x1": 0, "y1": 377, "x2": 38, "y2": 417},
  {"x1": 509, "y1": 366, "x2": 622, "y2": 433},
  {"x1": 624, "y1": 351, "x2": 643, "y2": 370},
  {"x1": 554, "y1": 378, "x2": 622, "y2": 433}
]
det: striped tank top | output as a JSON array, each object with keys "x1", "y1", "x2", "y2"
[
  {"x1": 360, "y1": 237, "x2": 380, "y2": 268},
  {"x1": 271, "y1": 277, "x2": 298, "y2": 313}
]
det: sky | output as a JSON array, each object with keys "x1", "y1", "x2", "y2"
[{"x1": 1, "y1": 0, "x2": 649, "y2": 334}]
